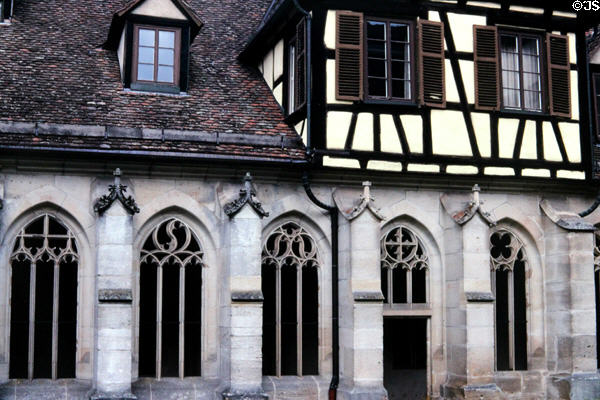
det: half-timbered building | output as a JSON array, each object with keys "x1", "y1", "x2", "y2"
[{"x1": 0, "y1": 0, "x2": 599, "y2": 399}]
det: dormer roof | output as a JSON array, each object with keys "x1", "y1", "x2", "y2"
[{"x1": 105, "y1": 0, "x2": 203, "y2": 50}]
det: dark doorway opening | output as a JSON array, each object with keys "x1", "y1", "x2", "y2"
[{"x1": 383, "y1": 317, "x2": 428, "y2": 400}]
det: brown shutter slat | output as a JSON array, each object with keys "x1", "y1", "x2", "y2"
[
  {"x1": 473, "y1": 25, "x2": 499, "y2": 111},
  {"x1": 295, "y1": 18, "x2": 307, "y2": 110},
  {"x1": 335, "y1": 11, "x2": 363, "y2": 101},
  {"x1": 418, "y1": 20, "x2": 445, "y2": 108},
  {"x1": 547, "y1": 33, "x2": 571, "y2": 118}
]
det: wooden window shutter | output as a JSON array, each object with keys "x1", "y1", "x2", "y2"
[
  {"x1": 547, "y1": 33, "x2": 571, "y2": 118},
  {"x1": 335, "y1": 11, "x2": 363, "y2": 101},
  {"x1": 473, "y1": 25, "x2": 499, "y2": 111},
  {"x1": 418, "y1": 20, "x2": 445, "y2": 108},
  {"x1": 295, "y1": 18, "x2": 307, "y2": 110}
]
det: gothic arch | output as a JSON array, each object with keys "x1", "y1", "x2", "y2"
[
  {"x1": 132, "y1": 209, "x2": 219, "y2": 380},
  {"x1": 492, "y1": 219, "x2": 545, "y2": 370},
  {"x1": 0, "y1": 205, "x2": 93, "y2": 382}
]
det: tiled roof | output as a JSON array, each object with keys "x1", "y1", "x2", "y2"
[{"x1": 0, "y1": 0, "x2": 304, "y2": 161}]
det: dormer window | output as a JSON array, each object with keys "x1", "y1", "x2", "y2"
[
  {"x1": 132, "y1": 26, "x2": 181, "y2": 89},
  {"x1": 0, "y1": 0, "x2": 13, "y2": 23},
  {"x1": 104, "y1": 0, "x2": 203, "y2": 94}
]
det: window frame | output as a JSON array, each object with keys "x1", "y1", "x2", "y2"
[
  {"x1": 363, "y1": 17, "x2": 416, "y2": 104},
  {"x1": 498, "y1": 30, "x2": 547, "y2": 113},
  {"x1": 286, "y1": 37, "x2": 297, "y2": 115},
  {"x1": 261, "y1": 222, "x2": 320, "y2": 377},
  {"x1": 8, "y1": 214, "x2": 79, "y2": 380},
  {"x1": 593, "y1": 73, "x2": 600, "y2": 140},
  {"x1": 131, "y1": 24, "x2": 182, "y2": 90},
  {"x1": 490, "y1": 228, "x2": 528, "y2": 372},
  {"x1": 137, "y1": 218, "x2": 204, "y2": 379}
]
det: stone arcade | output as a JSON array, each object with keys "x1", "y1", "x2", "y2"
[{"x1": 1, "y1": 0, "x2": 600, "y2": 399}]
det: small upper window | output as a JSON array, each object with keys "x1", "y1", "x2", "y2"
[
  {"x1": 365, "y1": 19, "x2": 413, "y2": 101},
  {"x1": 594, "y1": 73, "x2": 600, "y2": 139},
  {"x1": 132, "y1": 25, "x2": 181, "y2": 89},
  {"x1": 0, "y1": 0, "x2": 12, "y2": 23},
  {"x1": 499, "y1": 32, "x2": 543, "y2": 112},
  {"x1": 286, "y1": 19, "x2": 306, "y2": 114}
]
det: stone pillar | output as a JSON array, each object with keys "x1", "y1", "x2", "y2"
[
  {"x1": 91, "y1": 169, "x2": 138, "y2": 400},
  {"x1": 440, "y1": 186, "x2": 500, "y2": 399},
  {"x1": 337, "y1": 182, "x2": 386, "y2": 400},
  {"x1": 222, "y1": 173, "x2": 268, "y2": 400},
  {"x1": 540, "y1": 199, "x2": 600, "y2": 399},
  {"x1": 461, "y1": 217, "x2": 498, "y2": 398}
]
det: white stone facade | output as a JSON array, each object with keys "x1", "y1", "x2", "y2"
[{"x1": 0, "y1": 169, "x2": 598, "y2": 399}]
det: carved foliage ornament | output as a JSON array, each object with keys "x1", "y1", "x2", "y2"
[
  {"x1": 94, "y1": 168, "x2": 140, "y2": 215},
  {"x1": 140, "y1": 218, "x2": 204, "y2": 268},
  {"x1": 490, "y1": 229, "x2": 526, "y2": 272},
  {"x1": 381, "y1": 225, "x2": 429, "y2": 271},
  {"x1": 224, "y1": 172, "x2": 269, "y2": 218},
  {"x1": 11, "y1": 214, "x2": 78, "y2": 264},
  {"x1": 262, "y1": 222, "x2": 319, "y2": 270}
]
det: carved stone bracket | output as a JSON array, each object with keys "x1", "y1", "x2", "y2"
[
  {"x1": 540, "y1": 199, "x2": 596, "y2": 232},
  {"x1": 93, "y1": 168, "x2": 140, "y2": 215},
  {"x1": 442, "y1": 184, "x2": 496, "y2": 227},
  {"x1": 223, "y1": 172, "x2": 269, "y2": 218},
  {"x1": 338, "y1": 181, "x2": 385, "y2": 221}
]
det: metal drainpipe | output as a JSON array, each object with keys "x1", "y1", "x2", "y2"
[
  {"x1": 302, "y1": 172, "x2": 339, "y2": 400},
  {"x1": 292, "y1": 0, "x2": 337, "y2": 397}
]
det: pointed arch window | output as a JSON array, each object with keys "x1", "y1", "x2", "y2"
[
  {"x1": 380, "y1": 226, "x2": 429, "y2": 305},
  {"x1": 9, "y1": 214, "x2": 78, "y2": 380},
  {"x1": 490, "y1": 229, "x2": 527, "y2": 371},
  {"x1": 262, "y1": 222, "x2": 319, "y2": 377},
  {"x1": 138, "y1": 218, "x2": 204, "y2": 379}
]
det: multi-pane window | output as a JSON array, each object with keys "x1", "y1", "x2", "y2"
[
  {"x1": 490, "y1": 229, "x2": 527, "y2": 371},
  {"x1": 138, "y1": 218, "x2": 203, "y2": 379},
  {"x1": 287, "y1": 19, "x2": 306, "y2": 114},
  {"x1": 133, "y1": 26, "x2": 180, "y2": 85},
  {"x1": 380, "y1": 226, "x2": 429, "y2": 305},
  {"x1": 262, "y1": 222, "x2": 319, "y2": 377},
  {"x1": 366, "y1": 19, "x2": 412, "y2": 101},
  {"x1": 500, "y1": 33, "x2": 543, "y2": 112},
  {"x1": 9, "y1": 214, "x2": 78, "y2": 380}
]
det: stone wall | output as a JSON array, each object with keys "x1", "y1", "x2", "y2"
[{"x1": 0, "y1": 169, "x2": 598, "y2": 399}]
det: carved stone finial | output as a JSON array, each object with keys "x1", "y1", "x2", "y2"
[
  {"x1": 342, "y1": 181, "x2": 385, "y2": 221},
  {"x1": 223, "y1": 172, "x2": 269, "y2": 219},
  {"x1": 93, "y1": 168, "x2": 140, "y2": 215},
  {"x1": 449, "y1": 184, "x2": 496, "y2": 226}
]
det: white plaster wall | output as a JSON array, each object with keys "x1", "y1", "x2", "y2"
[{"x1": 131, "y1": 0, "x2": 187, "y2": 20}]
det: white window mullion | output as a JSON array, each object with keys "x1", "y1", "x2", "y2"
[
  {"x1": 28, "y1": 261, "x2": 37, "y2": 380},
  {"x1": 387, "y1": 268, "x2": 393, "y2": 304},
  {"x1": 156, "y1": 265, "x2": 163, "y2": 379},
  {"x1": 508, "y1": 270, "x2": 515, "y2": 370},
  {"x1": 179, "y1": 265, "x2": 185, "y2": 379},
  {"x1": 275, "y1": 266, "x2": 282, "y2": 377},
  {"x1": 297, "y1": 266, "x2": 303, "y2": 377},
  {"x1": 406, "y1": 268, "x2": 413, "y2": 304},
  {"x1": 51, "y1": 261, "x2": 60, "y2": 380}
]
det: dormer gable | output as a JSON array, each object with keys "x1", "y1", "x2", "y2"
[{"x1": 104, "y1": 0, "x2": 203, "y2": 94}]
